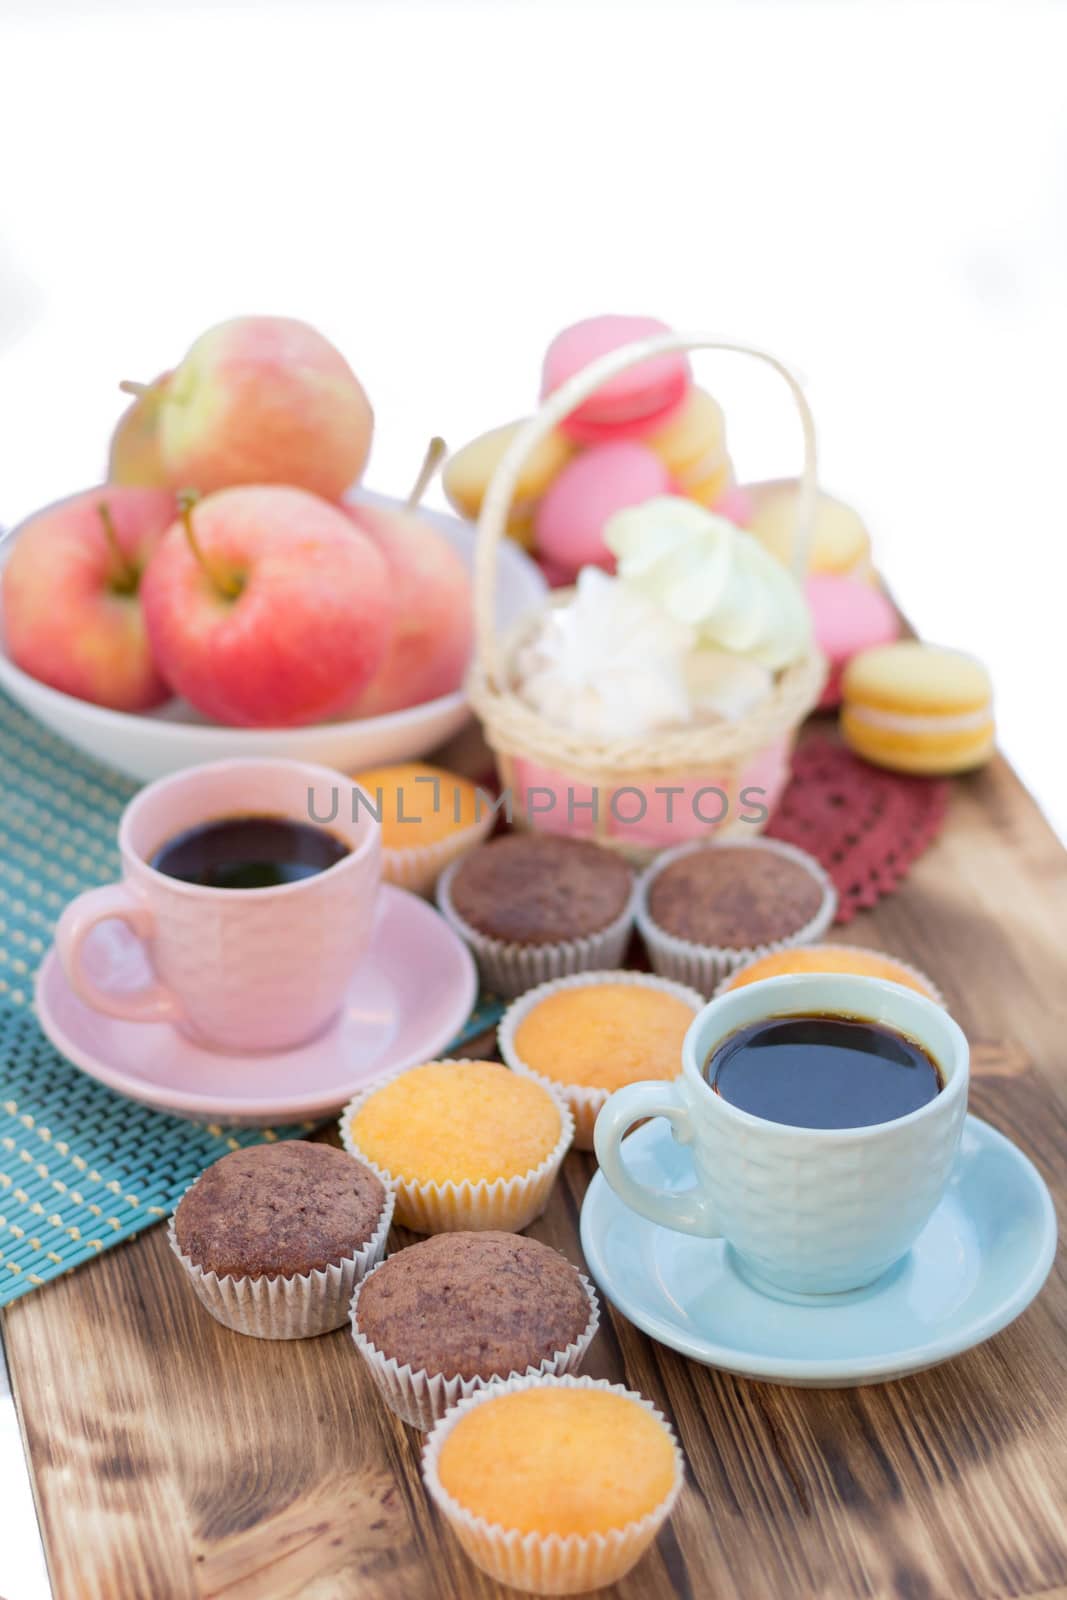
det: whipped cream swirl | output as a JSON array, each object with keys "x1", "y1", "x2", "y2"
[
  {"x1": 514, "y1": 568, "x2": 694, "y2": 742},
  {"x1": 605, "y1": 496, "x2": 811, "y2": 671}
]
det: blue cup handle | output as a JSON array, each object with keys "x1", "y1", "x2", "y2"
[{"x1": 594, "y1": 1080, "x2": 721, "y2": 1238}]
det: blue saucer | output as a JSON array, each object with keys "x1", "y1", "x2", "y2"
[{"x1": 580, "y1": 1114, "x2": 1056, "y2": 1386}]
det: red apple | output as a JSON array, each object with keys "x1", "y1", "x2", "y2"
[
  {"x1": 343, "y1": 501, "x2": 473, "y2": 715},
  {"x1": 1, "y1": 487, "x2": 176, "y2": 710},
  {"x1": 148, "y1": 316, "x2": 374, "y2": 499},
  {"x1": 141, "y1": 487, "x2": 393, "y2": 727}
]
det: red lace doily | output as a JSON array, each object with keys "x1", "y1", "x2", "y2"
[{"x1": 767, "y1": 736, "x2": 950, "y2": 924}]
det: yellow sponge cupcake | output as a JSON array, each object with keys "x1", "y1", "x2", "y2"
[
  {"x1": 352, "y1": 763, "x2": 493, "y2": 896},
  {"x1": 500, "y1": 971, "x2": 702, "y2": 1148},
  {"x1": 341, "y1": 1060, "x2": 573, "y2": 1233},
  {"x1": 747, "y1": 479, "x2": 874, "y2": 580},
  {"x1": 423, "y1": 1374, "x2": 683, "y2": 1594},
  {"x1": 443, "y1": 421, "x2": 574, "y2": 548},
  {"x1": 840, "y1": 641, "x2": 995, "y2": 775},
  {"x1": 715, "y1": 944, "x2": 943, "y2": 1004}
]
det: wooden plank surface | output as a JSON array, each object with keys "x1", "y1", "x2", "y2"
[{"x1": 3, "y1": 748, "x2": 1066, "y2": 1600}]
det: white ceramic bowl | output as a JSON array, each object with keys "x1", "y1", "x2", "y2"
[{"x1": 0, "y1": 490, "x2": 546, "y2": 783}]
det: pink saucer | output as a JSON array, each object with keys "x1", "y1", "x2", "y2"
[{"x1": 34, "y1": 886, "x2": 477, "y2": 1126}]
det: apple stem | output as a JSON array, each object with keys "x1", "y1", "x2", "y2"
[
  {"x1": 406, "y1": 436, "x2": 447, "y2": 510},
  {"x1": 119, "y1": 379, "x2": 152, "y2": 400},
  {"x1": 177, "y1": 490, "x2": 243, "y2": 600},
  {"x1": 96, "y1": 501, "x2": 140, "y2": 595}
]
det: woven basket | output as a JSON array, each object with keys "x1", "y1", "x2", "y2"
[{"x1": 466, "y1": 334, "x2": 827, "y2": 861}]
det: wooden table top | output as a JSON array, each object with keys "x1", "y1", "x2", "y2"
[{"x1": 3, "y1": 746, "x2": 1065, "y2": 1600}]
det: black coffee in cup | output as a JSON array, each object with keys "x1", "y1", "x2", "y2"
[
  {"x1": 150, "y1": 815, "x2": 349, "y2": 891},
  {"x1": 705, "y1": 1013, "x2": 943, "y2": 1130}
]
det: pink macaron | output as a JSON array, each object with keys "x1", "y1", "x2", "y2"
[
  {"x1": 535, "y1": 552, "x2": 578, "y2": 590},
  {"x1": 711, "y1": 483, "x2": 754, "y2": 528},
  {"x1": 535, "y1": 440, "x2": 673, "y2": 581},
  {"x1": 541, "y1": 314, "x2": 691, "y2": 444},
  {"x1": 806, "y1": 574, "x2": 900, "y2": 709}
]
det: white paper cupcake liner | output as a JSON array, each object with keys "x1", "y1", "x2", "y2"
[
  {"x1": 636, "y1": 836, "x2": 837, "y2": 997},
  {"x1": 350, "y1": 1258, "x2": 600, "y2": 1431},
  {"x1": 498, "y1": 970, "x2": 705, "y2": 1150},
  {"x1": 168, "y1": 1178, "x2": 395, "y2": 1340},
  {"x1": 712, "y1": 942, "x2": 945, "y2": 1006},
  {"x1": 339, "y1": 1061, "x2": 575, "y2": 1233},
  {"x1": 435, "y1": 856, "x2": 638, "y2": 998},
  {"x1": 381, "y1": 809, "x2": 496, "y2": 898},
  {"x1": 422, "y1": 1373, "x2": 685, "y2": 1595}
]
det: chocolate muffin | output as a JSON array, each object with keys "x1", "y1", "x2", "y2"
[
  {"x1": 445, "y1": 835, "x2": 633, "y2": 946},
  {"x1": 175, "y1": 1141, "x2": 386, "y2": 1281},
  {"x1": 646, "y1": 843, "x2": 827, "y2": 950},
  {"x1": 354, "y1": 1231, "x2": 593, "y2": 1381}
]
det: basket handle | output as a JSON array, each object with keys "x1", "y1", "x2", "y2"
[{"x1": 474, "y1": 334, "x2": 818, "y2": 691}]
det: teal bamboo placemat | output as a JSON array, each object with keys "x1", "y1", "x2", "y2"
[{"x1": 0, "y1": 691, "x2": 500, "y2": 1308}]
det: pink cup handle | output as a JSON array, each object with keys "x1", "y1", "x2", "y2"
[{"x1": 55, "y1": 883, "x2": 182, "y2": 1024}]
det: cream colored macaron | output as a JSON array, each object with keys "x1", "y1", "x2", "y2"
[
  {"x1": 645, "y1": 386, "x2": 731, "y2": 504},
  {"x1": 747, "y1": 479, "x2": 874, "y2": 580},
  {"x1": 443, "y1": 421, "x2": 574, "y2": 547}
]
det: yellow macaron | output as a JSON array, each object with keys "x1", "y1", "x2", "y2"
[
  {"x1": 840, "y1": 641, "x2": 995, "y2": 775},
  {"x1": 443, "y1": 421, "x2": 574, "y2": 548},
  {"x1": 747, "y1": 479, "x2": 874, "y2": 580},
  {"x1": 645, "y1": 387, "x2": 732, "y2": 505},
  {"x1": 684, "y1": 458, "x2": 735, "y2": 508}
]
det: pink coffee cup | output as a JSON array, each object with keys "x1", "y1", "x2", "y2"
[{"x1": 54, "y1": 758, "x2": 381, "y2": 1053}]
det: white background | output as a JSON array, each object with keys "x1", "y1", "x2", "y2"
[
  {"x1": 2, "y1": 0, "x2": 1066, "y2": 836},
  {"x1": 0, "y1": 3, "x2": 1065, "y2": 1595}
]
